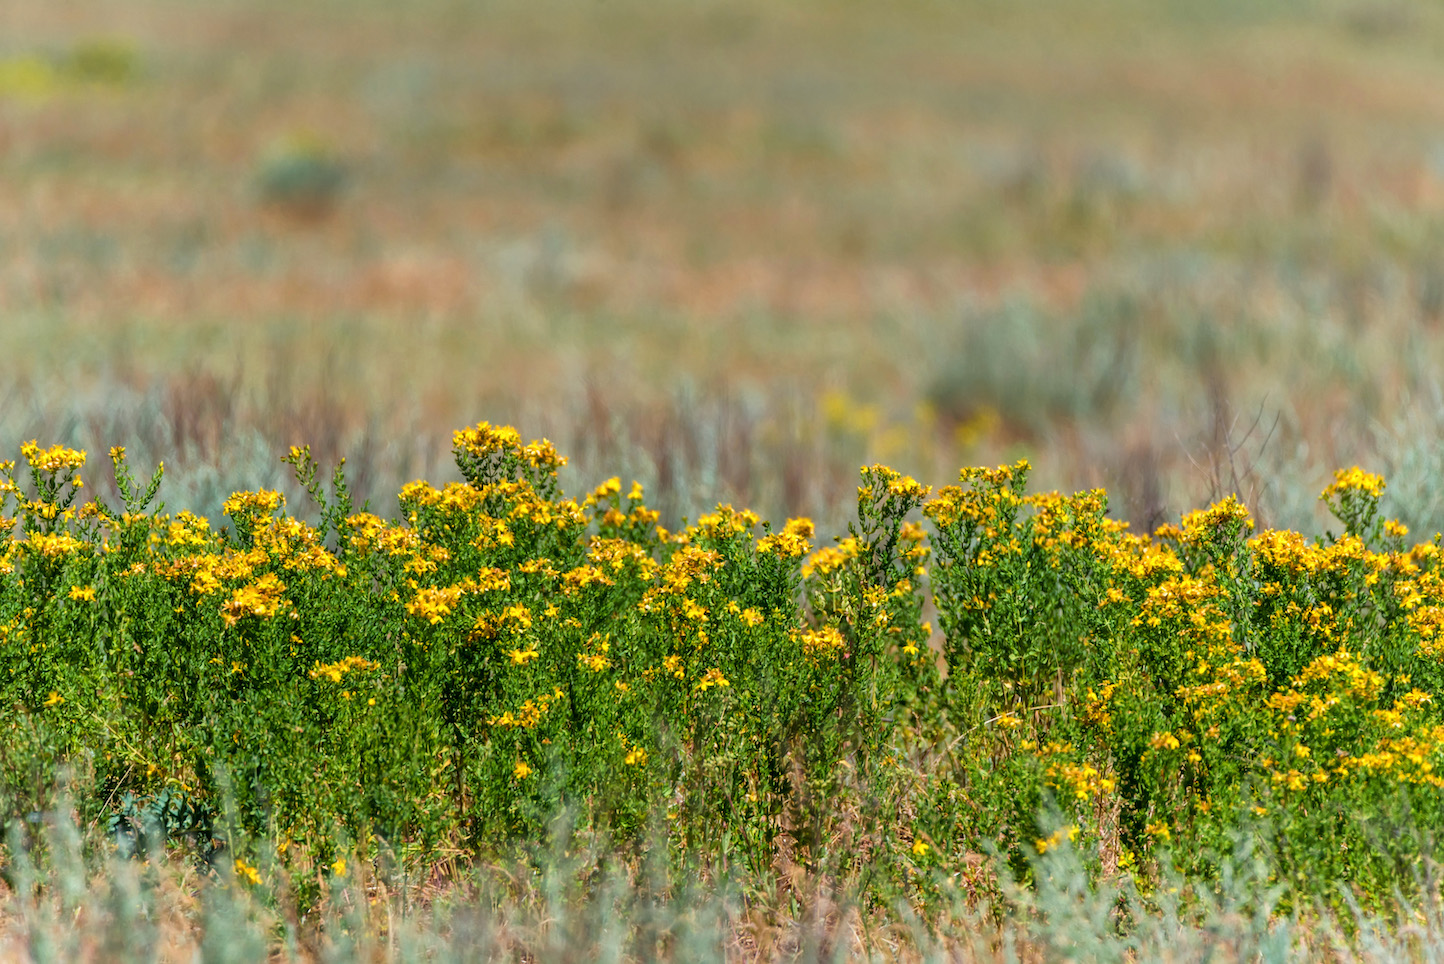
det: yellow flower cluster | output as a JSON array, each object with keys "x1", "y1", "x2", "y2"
[
  {"x1": 1045, "y1": 757, "x2": 1117, "y2": 801},
  {"x1": 488, "y1": 688, "x2": 565, "y2": 729},
  {"x1": 803, "y1": 537, "x2": 860, "y2": 579},
  {"x1": 309, "y1": 655, "x2": 379, "y2": 684},
  {"x1": 1321, "y1": 466, "x2": 1385, "y2": 502},
  {"x1": 222, "y1": 489, "x2": 285, "y2": 519},
  {"x1": 757, "y1": 518, "x2": 815, "y2": 558},
  {"x1": 693, "y1": 667, "x2": 730, "y2": 692},
  {"x1": 453, "y1": 421, "x2": 567, "y2": 473},
  {"x1": 799, "y1": 625, "x2": 847, "y2": 660},
  {"x1": 20, "y1": 440, "x2": 85, "y2": 473},
  {"x1": 220, "y1": 573, "x2": 288, "y2": 627}
]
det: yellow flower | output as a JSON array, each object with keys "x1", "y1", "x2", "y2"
[
  {"x1": 309, "y1": 655, "x2": 379, "y2": 684},
  {"x1": 624, "y1": 747, "x2": 648, "y2": 766},
  {"x1": 799, "y1": 625, "x2": 847, "y2": 660},
  {"x1": 234, "y1": 858, "x2": 262, "y2": 886},
  {"x1": 20, "y1": 440, "x2": 85, "y2": 473},
  {"x1": 330, "y1": 858, "x2": 347, "y2": 877},
  {"x1": 1035, "y1": 827, "x2": 1072, "y2": 853},
  {"x1": 802, "y1": 538, "x2": 860, "y2": 579},
  {"x1": 222, "y1": 489, "x2": 285, "y2": 519},
  {"x1": 43, "y1": 691, "x2": 64, "y2": 708},
  {"x1": 757, "y1": 518, "x2": 815, "y2": 558},
  {"x1": 578, "y1": 651, "x2": 611, "y2": 672},
  {"x1": 220, "y1": 573, "x2": 288, "y2": 627},
  {"x1": 693, "y1": 667, "x2": 730, "y2": 692},
  {"x1": 1148, "y1": 732, "x2": 1181, "y2": 751},
  {"x1": 1321, "y1": 466, "x2": 1385, "y2": 502},
  {"x1": 514, "y1": 760, "x2": 533, "y2": 780},
  {"x1": 68, "y1": 585, "x2": 95, "y2": 602},
  {"x1": 911, "y1": 838, "x2": 930, "y2": 857}
]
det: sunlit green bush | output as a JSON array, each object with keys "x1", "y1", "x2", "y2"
[{"x1": 3, "y1": 427, "x2": 1444, "y2": 916}]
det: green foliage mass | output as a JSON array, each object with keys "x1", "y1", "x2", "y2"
[{"x1": 2, "y1": 429, "x2": 1443, "y2": 919}]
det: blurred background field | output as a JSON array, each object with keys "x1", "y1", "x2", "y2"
[{"x1": 5, "y1": 0, "x2": 1444, "y2": 535}]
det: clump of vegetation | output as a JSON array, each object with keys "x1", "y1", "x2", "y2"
[
  {"x1": 254, "y1": 133, "x2": 348, "y2": 217},
  {"x1": 3, "y1": 425, "x2": 1444, "y2": 936},
  {"x1": 0, "y1": 38, "x2": 139, "y2": 100}
]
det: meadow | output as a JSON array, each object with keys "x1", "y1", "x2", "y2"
[{"x1": 9, "y1": 0, "x2": 1444, "y2": 958}]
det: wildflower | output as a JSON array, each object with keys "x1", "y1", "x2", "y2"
[
  {"x1": 994, "y1": 712, "x2": 1024, "y2": 729},
  {"x1": 911, "y1": 838, "x2": 930, "y2": 857},
  {"x1": 514, "y1": 760, "x2": 533, "y2": 780},
  {"x1": 803, "y1": 538, "x2": 860, "y2": 579},
  {"x1": 694, "y1": 668, "x2": 730, "y2": 693},
  {"x1": 43, "y1": 691, "x2": 63, "y2": 708},
  {"x1": 222, "y1": 489, "x2": 285, "y2": 518},
  {"x1": 800, "y1": 625, "x2": 847, "y2": 660},
  {"x1": 1100, "y1": 587, "x2": 1129, "y2": 607},
  {"x1": 585, "y1": 477, "x2": 622, "y2": 506},
  {"x1": 405, "y1": 584, "x2": 464, "y2": 624},
  {"x1": 561, "y1": 565, "x2": 612, "y2": 594},
  {"x1": 26, "y1": 532, "x2": 85, "y2": 559},
  {"x1": 1034, "y1": 826, "x2": 1077, "y2": 853},
  {"x1": 309, "y1": 655, "x2": 379, "y2": 684},
  {"x1": 509, "y1": 647, "x2": 540, "y2": 666},
  {"x1": 20, "y1": 441, "x2": 85, "y2": 473},
  {"x1": 624, "y1": 747, "x2": 648, "y2": 766},
  {"x1": 488, "y1": 690, "x2": 565, "y2": 729},
  {"x1": 234, "y1": 859, "x2": 262, "y2": 886},
  {"x1": 68, "y1": 585, "x2": 95, "y2": 602},
  {"x1": 1321, "y1": 466, "x2": 1385, "y2": 502},
  {"x1": 1181, "y1": 496, "x2": 1254, "y2": 542},
  {"x1": 695, "y1": 505, "x2": 759, "y2": 539},
  {"x1": 330, "y1": 858, "x2": 346, "y2": 877},
  {"x1": 578, "y1": 650, "x2": 611, "y2": 672},
  {"x1": 1148, "y1": 732, "x2": 1181, "y2": 751},
  {"x1": 757, "y1": 517, "x2": 815, "y2": 558},
  {"x1": 220, "y1": 573, "x2": 288, "y2": 627}
]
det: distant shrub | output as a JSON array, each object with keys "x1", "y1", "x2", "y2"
[
  {"x1": 0, "y1": 39, "x2": 139, "y2": 101},
  {"x1": 254, "y1": 133, "x2": 348, "y2": 217},
  {"x1": 926, "y1": 294, "x2": 1141, "y2": 439},
  {"x1": 64, "y1": 39, "x2": 139, "y2": 87}
]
